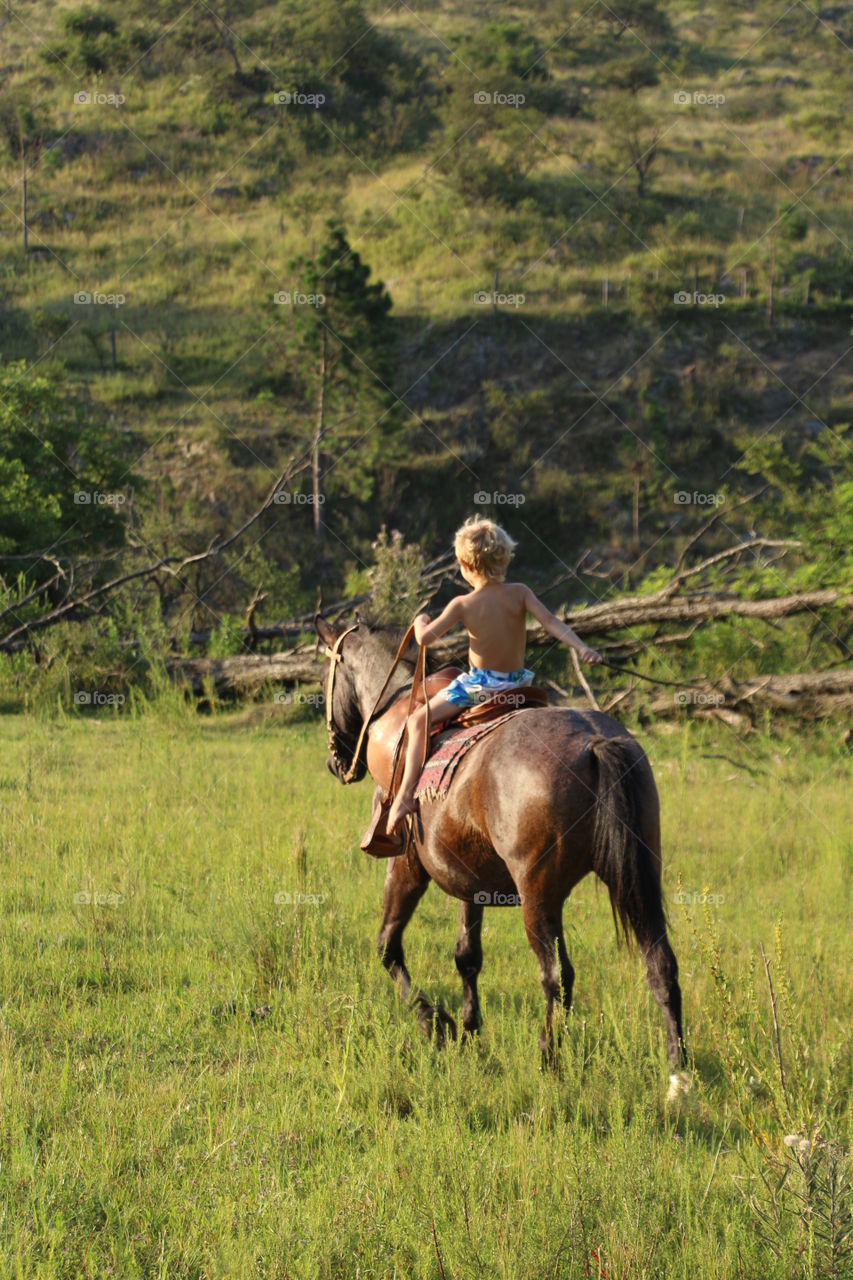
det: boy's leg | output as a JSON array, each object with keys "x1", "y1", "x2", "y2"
[{"x1": 387, "y1": 694, "x2": 461, "y2": 833}]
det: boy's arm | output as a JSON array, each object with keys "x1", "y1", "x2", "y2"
[
  {"x1": 522, "y1": 586, "x2": 602, "y2": 663},
  {"x1": 413, "y1": 597, "x2": 465, "y2": 646}
]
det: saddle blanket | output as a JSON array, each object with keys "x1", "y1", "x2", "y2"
[{"x1": 413, "y1": 707, "x2": 534, "y2": 802}]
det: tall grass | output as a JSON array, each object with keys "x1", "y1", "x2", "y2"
[{"x1": 0, "y1": 710, "x2": 849, "y2": 1276}]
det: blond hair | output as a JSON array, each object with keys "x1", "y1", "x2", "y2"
[{"x1": 454, "y1": 517, "x2": 517, "y2": 581}]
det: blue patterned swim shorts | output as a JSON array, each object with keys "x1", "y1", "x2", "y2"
[{"x1": 443, "y1": 666, "x2": 535, "y2": 709}]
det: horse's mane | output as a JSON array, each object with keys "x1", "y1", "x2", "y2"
[{"x1": 356, "y1": 613, "x2": 441, "y2": 675}]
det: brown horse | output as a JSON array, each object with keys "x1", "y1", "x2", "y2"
[{"x1": 315, "y1": 615, "x2": 685, "y2": 1073}]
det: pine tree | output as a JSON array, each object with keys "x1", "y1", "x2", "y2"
[{"x1": 283, "y1": 223, "x2": 398, "y2": 553}]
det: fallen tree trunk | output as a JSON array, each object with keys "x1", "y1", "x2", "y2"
[
  {"x1": 197, "y1": 587, "x2": 849, "y2": 679},
  {"x1": 168, "y1": 649, "x2": 320, "y2": 697},
  {"x1": 169, "y1": 644, "x2": 853, "y2": 728},
  {"x1": 615, "y1": 667, "x2": 853, "y2": 727},
  {"x1": 167, "y1": 587, "x2": 853, "y2": 700},
  {"x1": 558, "y1": 589, "x2": 853, "y2": 633},
  {"x1": 427, "y1": 589, "x2": 853, "y2": 664}
]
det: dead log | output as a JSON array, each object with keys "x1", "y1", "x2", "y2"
[
  {"x1": 167, "y1": 577, "x2": 853, "y2": 701},
  {"x1": 632, "y1": 668, "x2": 853, "y2": 724},
  {"x1": 169, "y1": 650, "x2": 321, "y2": 698},
  {"x1": 167, "y1": 632, "x2": 853, "y2": 724},
  {"x1": 426, "y1": 590, "x2": 853, "y2": 664}
]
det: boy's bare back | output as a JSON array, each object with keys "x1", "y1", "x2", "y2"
[
  {"x1": 416, "y1": 575, "x2": 600, "y2": 672},
  {"x1": 454, "y1": 581, "x2": 529, "y2": 670}
]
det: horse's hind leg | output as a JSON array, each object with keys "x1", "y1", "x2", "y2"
[
  {"x1": 643, "y1": 932, "x2": 685, "y2": 1069},
  {"x1": 377, "y1": 852, "x2": 457, "y2": 1046},
  {"x1": 520, "y1": 898, "x2": 574, "y2": 1065},
  {"x1": 454, "y1": 901, "x2": 484, "y2": 1036}
]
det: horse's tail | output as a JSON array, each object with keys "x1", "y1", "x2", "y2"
[{"x1": 587, "y1": 734, "x2": 667, "y2": 948}]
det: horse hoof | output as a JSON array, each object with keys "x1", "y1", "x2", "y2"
[
  {"x1": 667, "y1": 1070, "x2": 692, "y2": 1104},
  {"x1": 435, "y1": 1009, "x2": 458, "y2": 1046},
  {"x1": 415, "y1": 1003, "x2": 457, "y2": 1047}
]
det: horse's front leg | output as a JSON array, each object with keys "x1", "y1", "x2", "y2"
[
  {"x1": 455, "y1": 900, "x2": 484, "y2": 1036},
  {"x1": 377, "y1": 848, "x2": 457, "y2": 1046}
]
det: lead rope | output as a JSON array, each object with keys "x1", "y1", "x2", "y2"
[{"x1": 394, "y1": 636, "x2": 429, "y2": 855}]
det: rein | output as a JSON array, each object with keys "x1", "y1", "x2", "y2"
[
  {"x1": 323, "y1": 620, "x2": 430, "y2": 785},
  {"x1": 595, "y1": 659, "x2": 708, "y2": 689}
]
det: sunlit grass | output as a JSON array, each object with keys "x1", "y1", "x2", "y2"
[{"x1": 0, "y1": 709, "x2": 849, "y2": 1275}]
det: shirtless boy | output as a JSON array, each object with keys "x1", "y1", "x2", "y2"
[{"x1": 386, "y1": 517, "x2": 602, "y2": 833}]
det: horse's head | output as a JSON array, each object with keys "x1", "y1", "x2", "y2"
[{"x1": 314, "y1": 613, "x2": 418, "y2": 783}]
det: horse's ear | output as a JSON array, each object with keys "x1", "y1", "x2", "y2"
[{"x1": 314, "y1": 614, "x2": 340, "y2": 648}]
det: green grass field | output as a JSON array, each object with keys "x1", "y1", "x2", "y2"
[{"x1": 1, "y1": 707, "x2": 850, "y2": 1278}]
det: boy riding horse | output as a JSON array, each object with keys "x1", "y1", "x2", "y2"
[{"x1": 386, "y1": 518, "x2": 603, "y2": 834}]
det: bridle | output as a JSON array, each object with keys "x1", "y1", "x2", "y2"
[
  {"x1": 322, "y1": 619, "x2": 429, "y2": 786},
  {"x1": 323, "y1": 622, "x2": 362, "y2": 782}
]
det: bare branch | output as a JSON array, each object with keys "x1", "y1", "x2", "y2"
[
  {"x1": 0, "y1": 451, "x2": 312, "y2": 652},
  {"x1": 571, "y1": 647, "x2": 601, "y2": 711},
  {"x1": 663, "y1": 538, "x2": 801, "y2": 596},
  {"x1": 670, "y1": 487, "x2": 767, "y2": 579}
]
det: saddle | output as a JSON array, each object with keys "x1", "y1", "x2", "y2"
[{"x1": 360, "y1": 662, "x2": 548, "y2": 857}]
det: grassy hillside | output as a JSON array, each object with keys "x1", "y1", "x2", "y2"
[{"x1": 1, "y1": 0, "x2": 851, "y2": 635}]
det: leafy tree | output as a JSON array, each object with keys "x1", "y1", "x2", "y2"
[
  {"x1": 270, "y1": 0, "x2": 431, "y2": 146},
  {"x1": 598, "y1": 0, "x2": 674, "y2": 44},
  {"x1": 0, "y1": 362, "x2": 129, "y2": 573},
  {"x1": 598, "y1": 93, "x2": 662, "y2": 197},
  {"x1": 283, "y1": 0, "x2": 402, "y2": 101},
  {"x1": 368, "y1": 526, "x2": 426, "y2": 624},
  {"x1": 734, "y1": 430, "x2": 853, "y2": 596},
  {"x1": 434, "y1": 112, "x2": 542, "y2": 206},
  {"x1": 57, "y1": 7, "x2": 124, "y2": 73},
  {"x1": 458, "y1": 22, "x2": 549, "y2": 81},
  {"x1": 607, "y1": 55, "x2": 660, "y2": 95},
  {"x1": 202, "y1": 1, "x2": 251, "y2": 77}
]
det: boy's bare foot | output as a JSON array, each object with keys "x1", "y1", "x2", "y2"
[{"x1": 387, "y1": 792, "x2": 417, "y2": 835}]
